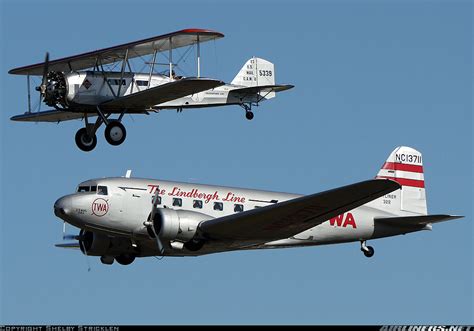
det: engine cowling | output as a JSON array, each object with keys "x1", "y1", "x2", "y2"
[
  {"x1": 152, "y1": 209, "x2": 212, "y2": 243},
  {"x1": 79, "y1": 230, "x2": 137, "y2": 256}
]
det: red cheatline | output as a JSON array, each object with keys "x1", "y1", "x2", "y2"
[
  {"x1": 376, "y1": 176, "x2": 425, "y2": 188},
  {"x1": 382, "y1": 162, "x2": 423, "y2": 173}
]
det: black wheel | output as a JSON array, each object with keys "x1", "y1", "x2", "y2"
[
  {"x1": 362, "y1": 246, "x2": 375, "y2": 258},
  {"x1": 115, "y1": 254, "x2": 135, "y2": 265},
  {"x1": 104, "y1": 121, "x2": 126, "y2": 146},
  {"x1": 184, "y1": 239, "x2": 205, "y2": 252},
  {"x1": 75, "y1": 128, "x2": 97, "y2": 152},
  {"x1": 100, "y1": 256, "x2": 114, "y2": 265},
  {"x1": 245, "y1": 111, "x2": 254, "y2": 120}
]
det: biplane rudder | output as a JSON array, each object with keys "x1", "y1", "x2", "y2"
[{"x1": 231, "y1": 57, "x2": 276, "y2": 87}]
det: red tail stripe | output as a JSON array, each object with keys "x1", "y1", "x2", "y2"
[
  {"x1": 382, "y1": 162, "x2": 423, "y2": 173},
  {"x1": 376, "y1": 176, "x2": 425, "y2": 188}
]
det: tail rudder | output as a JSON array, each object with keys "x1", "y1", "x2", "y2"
[
  {"x1": 231, "y1": 57, "x2": 276, "y2": 87},
  {"x1": 376, "y1": 146, "x2": 427, "y2": 215}
]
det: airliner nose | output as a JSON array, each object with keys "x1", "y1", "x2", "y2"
[{"x1": 54, "y1": 196, "x2": 72, "y2": 218}]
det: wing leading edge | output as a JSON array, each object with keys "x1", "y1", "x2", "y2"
[{"x1": 199, "y1": 179, "x2": 401, "y2": 243}]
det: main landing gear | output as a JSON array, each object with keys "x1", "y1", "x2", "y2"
[
  {"x1": 360, "y1": 240, "x2": 375, "y2": 258},
  {"x1": 75, "y1": 107, "x2": 128, "y2": 152}
]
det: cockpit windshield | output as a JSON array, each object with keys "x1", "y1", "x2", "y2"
[{"x1": 77, "y1": 185, "x2": 108, "y2": 195}]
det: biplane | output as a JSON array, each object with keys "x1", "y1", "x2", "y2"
[{"x1": 9, "y1": 28, "x2": 294, "y2": 151}]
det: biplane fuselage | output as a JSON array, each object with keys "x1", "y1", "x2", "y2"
[{"x1": 58, "y1": 70, "x2": 276, "y2": 112}]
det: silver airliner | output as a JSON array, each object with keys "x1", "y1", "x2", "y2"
[{"x1": 54, "y1": 146, "x2": 462, "y2": 266}]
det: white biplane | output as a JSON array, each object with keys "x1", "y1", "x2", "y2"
[{"x1": 9, "y1": 28, "x2": 293, "y2": 151}]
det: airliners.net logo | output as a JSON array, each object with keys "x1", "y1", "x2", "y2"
[{"x1": 381, "y1": 326, "x2": 472, "y2": 331}]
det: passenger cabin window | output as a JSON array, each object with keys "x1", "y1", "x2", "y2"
[
  {"x1": 97, "y1": 186, "x2": 108, "y2": 195},
  {"x1": 107, "y1": 79, "x2": 126, "y2": 86},
  {"x1": 154, "y1": 196, "x2": 162, "y2": 205},
  {"x1": 193, "y1": 200, "x2": 203, "y2": 209},
  {"x1": 136, "y1": 80, "x2": 149, "y2": 86},
  {"x1": 77, "y1": 186, "x2": 90, "y2": 193},
  {"x1": 213, "y1": 202, "x2": 223, "y2": 211},
  {"x1": 234, "y1": 204, "x2": 244, "y2": 212},
  {"x1": 173, "y1": 198, "x2": 182, "y2": 207}
]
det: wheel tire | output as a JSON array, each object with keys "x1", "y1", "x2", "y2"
[
  {"x1": 104, "y1": 121, "x2": 127, "y2": 146},
  {"x1": 115, "y1": 254, "x2": 135, "y2": 265},
  {"x1": 245, "y1": 111, "x2": 254, "y2": 120},
  {"x1": 184, "y1": 239, "x2": 205, "y2": 252},
  {"x1": 100, "y1": 256, "x2": 114, "y2": 265},
  {"x1": 363, "y1": 246, "x2": 375, "y2": 258},
  {"x1": 75, "y1": 128, "x2": 97, "y2": 152}
]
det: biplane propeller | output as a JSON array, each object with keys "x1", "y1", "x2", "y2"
[{"x1": 9, "y1": 29, "x2": 293, "y2": 152}]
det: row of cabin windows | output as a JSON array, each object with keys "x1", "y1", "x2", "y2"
[
  {"x1": 153, "y1": 196, "x2": 246, "y2": 212},
  {"x1": 106, "y1": 79, "x2": 149, "y2": 86},
  {"x1": 77, "y1": 185, "x2": 108, "y2": 195}
]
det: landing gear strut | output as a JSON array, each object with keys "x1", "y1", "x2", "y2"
[
  {"x1": 360, "y1": 240, "x2": 375, "y2": 258},
  {"x1": 74, "y1": 107, "x2": 128, "y2": 151}
]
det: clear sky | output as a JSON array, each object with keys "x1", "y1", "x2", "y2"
[{"x1": 1, "y1": 0, "x2": 472, "y2": 325}]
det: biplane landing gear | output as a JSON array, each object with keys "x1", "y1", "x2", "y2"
[
  {"x1": 241, "y1": 104, "x2": 254, "y2": 120},
  {"x1": 360, "y1": 240, "x2": 375, "y2": 258},
  {"x1": 75, "y1": 128, "x2": 97, "y2": 152},
  {"x1": 104, "y1": 120, "x2": 127, "y2": 146}
]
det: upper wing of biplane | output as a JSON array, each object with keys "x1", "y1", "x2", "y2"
[
  {"x1": 9, "y1": 29, "x2": 224, "y2": 76},
  {"x1": 198, "y1": 179, "x2": 401, "y2": 243},
  {"x1": 101, "y1": 77, "x2": 225, "y2": 111}
]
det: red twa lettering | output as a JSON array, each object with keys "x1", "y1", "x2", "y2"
[{"x1": 329, "y1": 212, "x2": 357, "y2": 228}]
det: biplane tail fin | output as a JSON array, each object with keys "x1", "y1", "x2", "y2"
[{"x1": 231, "y1": 57, "x2": 275, "y2": 87}]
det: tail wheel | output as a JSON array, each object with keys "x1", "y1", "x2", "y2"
[
  {"x1": 115, "y1": 254, "x2": 135, "y2": 265},
  {"x1": 104, "y1": 121, "x2": 127, "y2": 146},
  {"x1": 75, "y1": 128, "x2": 97, "y2": 152},
  {"x1": 362, "y1": 246, "x2": 375, "y2": 258},
  {"x1": 245, "y1": 111, "x2": 254, "y2": 120}
]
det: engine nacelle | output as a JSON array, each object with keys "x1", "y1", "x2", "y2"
[
  {"x1": 79, "y1": 230, "x2": 137, "y2": 256},
  {"x1": 152, "y1": 209, "x2": 212, "y2": 243},
  {"x1": 79, "y1": 230, "x2": 111, "y2": 256}
]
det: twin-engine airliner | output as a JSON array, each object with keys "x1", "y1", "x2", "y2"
[{"x1": 54, "y1": 146, "x2": 462, "y2": 266}]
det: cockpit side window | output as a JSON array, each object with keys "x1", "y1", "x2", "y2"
[
  {"x1": 90, "y1": 186, "x2": 97, "y2": 192},
  {"x1": 77, "y1": 186, "x2": 90, "y2": 193},
  {"x1": 97, "y1": 186, "x2": 108, "y2": 195}
]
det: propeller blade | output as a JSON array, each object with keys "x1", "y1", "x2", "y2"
[
  {"x1": 41, "y1": 52, "x2": 49, "y2": 89},
  {"x1": 63, "y1": 234, "x2": 80, "y2": 240},
  {"x1": 150, "y1": 191, "x2": 165, "y2": 255}
]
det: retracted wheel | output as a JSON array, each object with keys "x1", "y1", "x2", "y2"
[
  {"x1": 245, "y1": 111, "x2": 254, "y2": 120},
  {"x1": 115, "y1": 254, "x2": 135, "y2": 265},
  {"x1": 100, "y1": 256, "x2": 114, "y2": 265},
  {"x1": 75, "y1": 128, "x2": 97, "y2": 152},
  {"x1": 104, "y1": 120, "x2": 127, "y2": 146},
  {"x1": 361, "y1": 246, "x2": 375, "y2": 258}
]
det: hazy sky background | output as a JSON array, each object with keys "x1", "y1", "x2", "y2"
[{"x1": 1, "y1": 0, "x2": 472, "y2": 325}]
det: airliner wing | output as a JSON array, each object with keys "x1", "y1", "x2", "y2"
[
  {"x1": 199, "y1": 179, "x2": 400, "y2": 243},
  {"x1": 101, "y1": 78, "x2": 224, "y2": 111}
]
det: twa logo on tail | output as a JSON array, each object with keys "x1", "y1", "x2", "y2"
[{"x1": 329, "y1": 212, "x2": 357, "y2": 228}]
